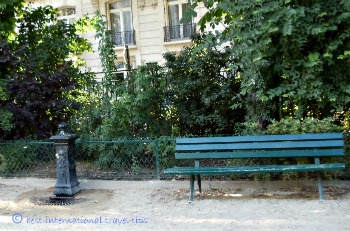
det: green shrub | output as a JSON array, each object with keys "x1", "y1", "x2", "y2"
[
  {"x1": 0, "y1": 142, "x2": 36, "y2": 174},
  {"x1": 237, "y1": 121, "x2": 266, "y2": 136},
  {"x1": 145, "y1": 138, "x2": 176, "y2": 169},
  {"x1": 94, "y1": 142, "x2": 135, "y2": 171},
  {"x1": 266, "y1": 117, "x2": 344, "y2": 180},
  {"x1": 266, "y1": 117, "x2": 342, "y2": 135},
  {"x1": 232, "y1": 118, "x2": 344, "y2": 180}
]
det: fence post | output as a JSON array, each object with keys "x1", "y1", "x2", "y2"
[{"x1": 155, "y1": 138, "x2": 160, "y2": 179}]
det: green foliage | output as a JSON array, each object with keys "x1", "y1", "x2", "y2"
[
  {"x1": 265, "y1": 117, "x2": 344, "y2": 179},
  {"x1": 75, "y1": 61, "x2": 172, "y2": 139},
  {"x1": 0, "y1": 141, "x2": 36, "y2": 173},
  {"x1": 68, "y1": 75, "x2": 104, "y2": 137},
  {"x1": 73, "y1": 1, "x2": 350, "y2": 140},
  {"x1": 94, "y1": 13, "x2": 119, "y2": 101},
  {"x1": 69, "y1": 13, "x2": 119, "y2": 139},
  {"x1": 96, "y1": 143, "x2": 134, "y2": 171},
  {"x1": 188, "y1": 0, "x2": 350, "y2": 124},
  {"x1": 76, "y1": 141, "x2": 131, "y2": 170},
  {"x1": 127, "y1": 63, "x2": 171, "y2": 136},
  {"x1": 237, "y1": 122, "x2": 266, "y2": 136},
  {"x1": 0, "y1": 107, "x2": 12, "y2": 131},
  {"x1": 0, "y1": 0, "x2": 24, "y2": 131},
  {"x1": 75, "y1": 138, "x2": 174, "y2": 174},
  {"x1": 266, "y1": 117, "x2": 342, "y2": 135},
  {"x1": 164, "y1": 34, "x2": 245, "y2": 136},
  {"x1": 0, "y1": 62, "x2": 12, "y2": 131},
  {"x1": 75, "y1": 32, "x2": 245, "y2": 138},
  {"x1": 238, "y1": 117, "x2": 342, "y2": 136},
  {"x1": 0, "y1": 0, "x2": 24, "y2": 40},
  {"x1": 233, "y1": 117, "x2": 343, "y2": 180},
  {"x1": 15, "y1": 5, "x2": 92, "y2": 66},
  {"x1": 0, "y1": 5, "x2": 94, "y2": 139},
  {"x1": 146, "y1": 138, "x2": 176, "y2": 169},
  {"x1": 343, "y1": 110, "x2": 350, "y2": 132}
]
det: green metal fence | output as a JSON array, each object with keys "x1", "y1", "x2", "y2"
[
  {"x1": 1, "y1": 136, "x2": 349, "y2": 180},
  {"x1": 0, "y1": 138, "x2": 181, "y2": 179},
  {"x1": 0, "y1": 140, "x2": 55, "y2": 177}
]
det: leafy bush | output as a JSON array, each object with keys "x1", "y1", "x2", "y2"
[
  {"x1": 76, "y1": 141, "x2": 135, "y2": 171},
  {"x1": 0, "y1": 5, "x2": 93, "y2": 140},
  {"x1": 266, "y1": 117, "x2": 342, "y2": 134},
  {"x1": 231, "y1": 118, "x2": 345, "y2": 180},
  {"x1": 189, "y1": 0, "x2": 350, "y2": 125},
  {"x1": 164, "y1": 35, "x2": 245, "y2": 136},
  {"x1": 266, "y1": 117, "x2": 344, "y2": 179},
  {"x1": 343, "y1": 110, "x2": 350, "y2": 132},
  {"x1": 237, "y1": 122, "x2": 266, "y2": 136},
  {"x1": 145, "y1": 138, "x2": 176, "y2": 169},
  {"x1": 95, "y1": 143, "x2": 133, "y2": 171},
  {"x1": 0, "y1": 142, "x2": 36, "y2": 174}
]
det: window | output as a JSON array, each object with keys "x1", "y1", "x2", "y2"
[
  {"x1": 109, "y1": 0, "x2": 135, "y2": 46},
  {"x1": 164, "y1": 0, "x2": 195, "y2": 42},
  {"x1": 57, "y1": 7, "x2": 76, "y2": 24}
]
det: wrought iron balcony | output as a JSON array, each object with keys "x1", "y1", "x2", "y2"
[
  {"x1": 111, "y1": 30, "x2": 136, "y2": 46},
  {"x1": 164, "y1": 23, "x2": 196, "y2": 42}
]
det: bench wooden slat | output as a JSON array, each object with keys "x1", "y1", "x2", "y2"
[
  {"x1": 176, "y1": 133, "x2": 343, "y2": 144},
  {"x1": 175, "y1": 148, "x2": 344, "y2": 159},
  {"x1": 164, "y1": 163, "x2": 346, "y2": 175},
  {"x1": 165, "y1": 133, "x2": 346, "y2": 201},
  {"x1": 176, "y1": 140, "x2": 344, "y2": 151}
]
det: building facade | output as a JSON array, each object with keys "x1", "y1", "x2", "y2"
[{"x1": 26, "y1": 0, "x2": 211, "y2": 74}]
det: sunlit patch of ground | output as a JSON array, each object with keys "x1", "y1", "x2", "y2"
[{"x1": 171, "y1": 185, "x2": 350, "y2": 200}]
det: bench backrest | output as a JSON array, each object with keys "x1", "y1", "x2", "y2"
[{"x1": 175, "y1": 133, "x2": 344, "y2": 160}]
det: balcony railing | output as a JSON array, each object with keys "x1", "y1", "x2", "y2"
[
  {"x1": 164, "y1": 23, "x2": 196, "y2": 42},
  {"x1": 111, "y1": 30, "x2": 136, "y2": 46}
]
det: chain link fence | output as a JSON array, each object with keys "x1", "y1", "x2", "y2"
[
  {"x1": 0, "y1": 141, "x2": 54, "y2": 177},
  {"x1": 1, "y1": 136, "x2": 349, "y2": 180},
  {"x1": 75, "y1": 138, "x2": 178, "y2": 179},
  {"x1": 0, "y1": 138, "x2": 183, "y2": 179}
]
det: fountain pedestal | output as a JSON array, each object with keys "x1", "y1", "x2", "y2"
[{"x1": 49, "y1": 123, "x2": 80, "y2": 197}]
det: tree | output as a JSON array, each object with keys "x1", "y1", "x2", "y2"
[
  {"x1": 0, "y1": 40, "x2": 15, "y2": 131},
  {"x1": 187, "y1": 0, "x2": 350, "y2": 124},
  {"x1": 77, "y1": 63, "x2": 172, "y2": 138},
  {"x1": 127, "y1": 63, "x2": 171, "y2": 137},
  {"x1": 72, "y1": 14, "x2": 173, "y2": 138},
  {"x1": 0, "y1": 0, "x2": 24, "y2": 131},
  {"x1": 164, "y1": 34, "x2": 244, "y2": 136},
  {"x1": 75, "y1": 33, "x2": 245, "y2": 138},
  {"x1": 0, "y1": 5, "x2": 93, "y2": 139},
  {"x1": 0, "y1": 0, "x2": 24, "y2": 40}
]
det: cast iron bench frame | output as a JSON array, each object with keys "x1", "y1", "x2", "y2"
[{"x1": 164, "y1": 133, "x2": 345, "y2": 201}]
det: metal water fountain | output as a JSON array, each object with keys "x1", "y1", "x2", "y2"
[
  {"x1": 50, "y1": 122, "x2": 80, "y2": 196},
  {"x1": 41, "y1": 122, "x2": 82, "y2": 205},
  {"x1": 30, "y1": 123, "x2": 87, "y2": 206}
]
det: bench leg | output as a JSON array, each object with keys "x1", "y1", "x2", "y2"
[
  {"x1": 318, "y1": 172, "x2": 325, "y2": 201},
  {"x1": 189, "y1": 175, "x2": 195, "y2": 202},
  {"x1": 196, "y1": 174, "x2": 202, "y2": 193}
]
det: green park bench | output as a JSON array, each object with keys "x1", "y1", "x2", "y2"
[{"x1": 164, "y1": 133, "x2": 346, "y2": 202}]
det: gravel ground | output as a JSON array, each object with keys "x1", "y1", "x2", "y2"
[{"x1": 1, "y1": 178, "x2": 350, "y2": 231}]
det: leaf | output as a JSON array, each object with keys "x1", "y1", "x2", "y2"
[
  {"x1": 180, "y1": 2, "x2": 198, "y2": 24},
  {"x1": 282, "y1": 23, "x2": 293, "y2": 36},
  {"x1": 305, "y1": 52, "x2": 321, "y2": 67}
]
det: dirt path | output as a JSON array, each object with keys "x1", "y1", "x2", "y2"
[{"x1": 1, "y1": 178, "x2": 350, "y2": 231}]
